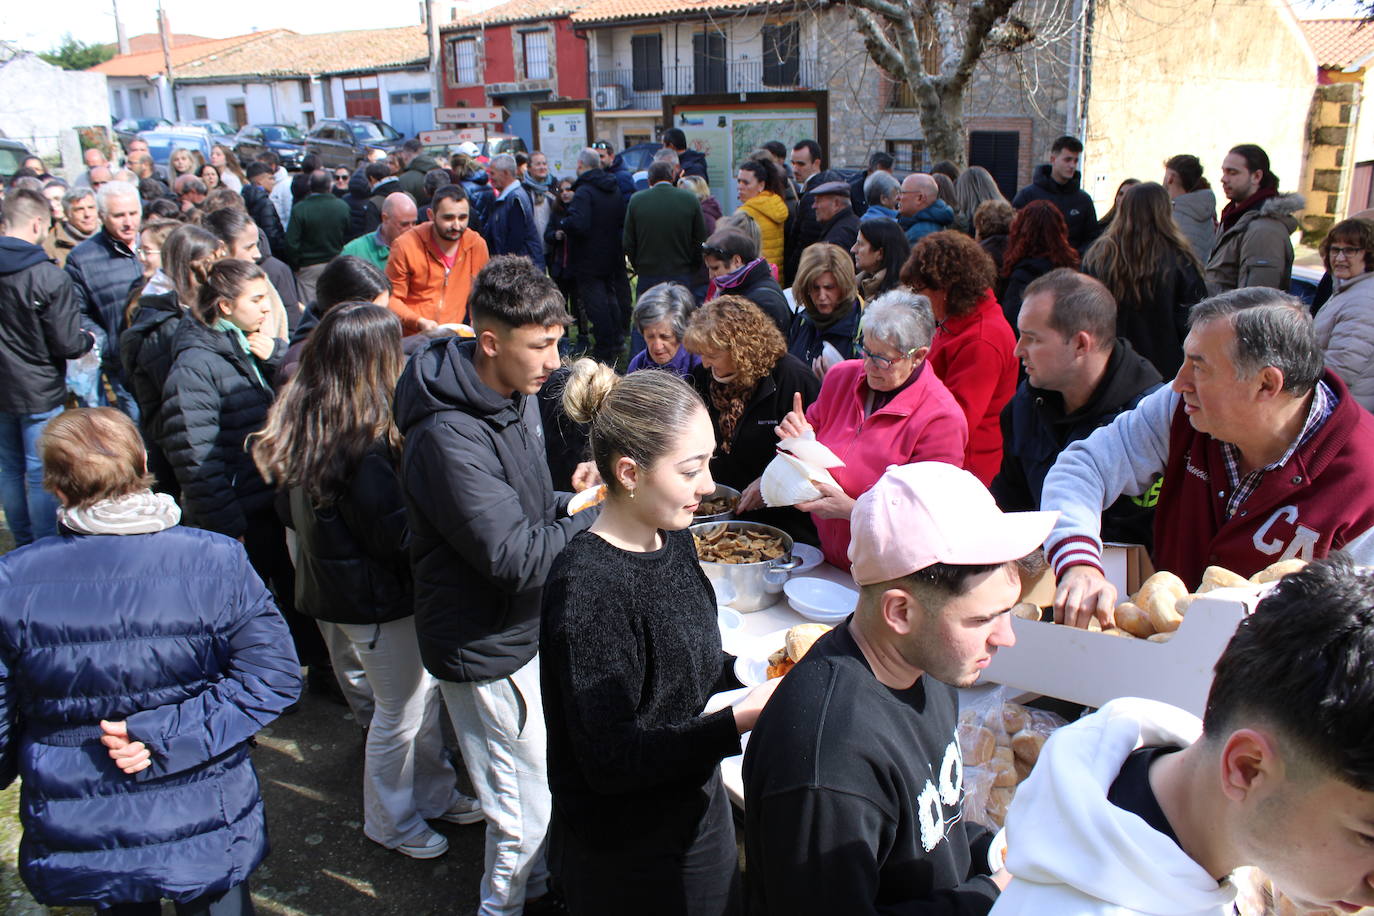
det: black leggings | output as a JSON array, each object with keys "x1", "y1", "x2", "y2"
[{"x1": 97, "y1": 881, "x2": 254, "y2": 916}]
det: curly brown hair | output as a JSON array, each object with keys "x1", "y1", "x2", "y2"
[
  {"x1": 683, "y1": 294, "x2": 786, "y2": 386},
  {"x1": 899, "y1": 230, "x2": 998, "y2": 317},
  {"x1": 1000, "y1": 200, "x2": 1079, "y2": 278}
]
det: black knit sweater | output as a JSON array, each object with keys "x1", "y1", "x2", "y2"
[{"x1": 540, "y1": 527, "x2": 742, "y2": 851}]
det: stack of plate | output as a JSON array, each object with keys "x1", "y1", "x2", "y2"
[{"x1": 783, "y1": 577, "x2": 857, "y2": 624}]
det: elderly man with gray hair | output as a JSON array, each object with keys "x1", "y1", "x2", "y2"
[
  {"x1": 862, "y1": 170, "x2": 901, "y2": 222},
  {"x1": 484, "y1": 152, "x2": 544, "y2": 269},
  {"x1": 65, "y1": 180, "x2": 144, "y2": 418},
  {"x1": 44, "y1": 187, "x2": 100, "y2": 266},
  {"x1": 625, "y1": 282, "x2": 700, "y2": 376},
  {"x1": 1044, "y1": 287, "x2": 1374, "y2": 629}
]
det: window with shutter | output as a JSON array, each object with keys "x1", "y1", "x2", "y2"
[
  {"x1": 631, "y1": 34, "x2": 663, "y2": 92},
  {"x1": 694, "y1": 30, "x2": 727, "y2": 94},
  {"x1": 886, "y1": 139, "x2": 928, "y2": 173},
  {"x1": 453, "y1": 37, "x2": 479, "y2": 85},
  {"x1": 968, "y1": 131, "x2": 1020, "y2": 199},
  {"x1": 762, "y1": 22, "x2": 800, "y2": 86},
  {"x1": 522, "y1": 31, "x2": 550, "y2": 81}
]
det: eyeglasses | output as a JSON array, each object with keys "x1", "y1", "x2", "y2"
[
  {"x1": 334, "y1": 172, "x2": 349, "y2": 180},
  {"x1": 701, "y1": 244, "x2": 730, "y2": 259},
  {"x1": 860, "y1": 344, "x2": 917, "y2": 369},
  {"x1": 592, "y1": 142, "x2": 612, "y2": 151},
  {"x1": 1329, "y1": 245, "x2": 1364, "y2": 261}
]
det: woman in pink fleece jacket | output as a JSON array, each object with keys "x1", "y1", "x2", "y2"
[{"x1": 777, "y1": 290, "x2": 968, "y2": 569}]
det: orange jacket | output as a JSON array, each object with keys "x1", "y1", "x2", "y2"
[{"x1": 385, "y1": 223, "x2": 490, "y2": 333}]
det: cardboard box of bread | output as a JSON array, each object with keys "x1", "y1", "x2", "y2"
[{"x1": 984, "y1": 558, "x2": 1307, "y2": 716}]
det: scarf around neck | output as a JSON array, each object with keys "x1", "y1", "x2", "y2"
[
  {"x1": 215, "y1": 317, "x2": 267, "y2": 387},
  {"x1": 58, "y1": 489, "x2": 181, "y2": 535},
  {"x1": 710, "y1": 375, "x2": 759, "y2": 453},
  {"x1": 1219, "y1": 186, "x2": 1278, "y2": 231},
  {"x1": 713, "y1": 257, "x2": 765, "y2": 292}
]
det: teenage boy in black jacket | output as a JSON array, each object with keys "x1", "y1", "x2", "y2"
[
  {"x1": 744, "y1": 462, "x2": 1055, "y2": 915},
  {"x1": 394, "y1": 255, "x2": 597, "y2": 916}
]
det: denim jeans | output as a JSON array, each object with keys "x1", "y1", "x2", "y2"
[{"x1": 0, "y1": 405, "x2": 63, "y2": 546}]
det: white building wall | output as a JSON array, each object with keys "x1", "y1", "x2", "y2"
[{"x1": 0, "y1": 54, "x2": 110, "y2": 156}]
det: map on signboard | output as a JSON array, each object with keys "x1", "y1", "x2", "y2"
[
  {"x1": 732, "y1": 117, "x2": 817, "y2": 171},
  {"x1": 537, "y1": 108, "x2": 588, "y2": 178}
]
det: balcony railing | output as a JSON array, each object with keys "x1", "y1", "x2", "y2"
[{"x1": 591, "y1": 59, "x2": 822, "y2": 111}]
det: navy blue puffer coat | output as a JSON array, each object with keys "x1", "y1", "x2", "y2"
[{"x1": 0, "y1": 526, "x2": 301, "y2": 906}]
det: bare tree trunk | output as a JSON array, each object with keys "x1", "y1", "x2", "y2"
[{"x1": 847, "y1": 0, "x2": 1021, "y2": 168}]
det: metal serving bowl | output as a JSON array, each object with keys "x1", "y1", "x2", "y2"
[
  {"x1": 692, "y1": 483, "x2": 742, "y2": 525},
  {"x1": 691, "y1": 520, "x2": 802, "y2": 613}
]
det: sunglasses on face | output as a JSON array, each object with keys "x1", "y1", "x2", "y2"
[{"x1": 334, "y1": 172, "x2": 349, "y2": 180}]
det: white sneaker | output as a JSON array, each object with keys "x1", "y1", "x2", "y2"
[
  {"x1": 434, "y1": 792, "x2": 485, "y2": 825},
  {"x1": 394, "y1": 829, "x2": 449, "y2": 859}
]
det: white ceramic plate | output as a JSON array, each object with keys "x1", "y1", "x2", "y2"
[
  {"x1": 784, "y1": 576, "x2": 858, "y2": 623},
  {"x1": 734, "y1": 655, "x2": 770, "y2": 687},
  {"x1": 988, "y1": 828, "x2": 1008, "y2": 871},
  {"x1": 717, "y1": 605, "x2": 744, "y2": 634},
  {"x1": 788, "y1": 543, "x2": 823, "y2": 574}
]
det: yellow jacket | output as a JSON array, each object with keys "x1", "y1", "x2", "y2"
[{"x1": 737, "y1": 191, "x2": 788, "y2": 269}]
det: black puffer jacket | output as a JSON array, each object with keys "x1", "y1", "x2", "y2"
[
  {"x1": 1001, "y1": 256, "x2": 1059, "y2": 329},
  {"x1": 290, "y1": 441, "x2": 412, "y2": 625},
  {"x1": 731, "y1": 259, "x2": 791, "y2": 334},
  {"x1": 120, "y1": 291, "x2": 184, "y2": 442},
  {"x1": 394, "y1": 338, "x2": 596, "y2": 683},
  {"x1": 160, "y1": 319, "x2": 280, "y2": 537},
  {"x1": 0, "y1": 238, "x2": 92, "y2": 413},
  {"x1": 241, "y1": 184, "x2": 287, "y2": 260},
  {"x1": 561, "y1": 167, "x2": 626, "y2": 278}
]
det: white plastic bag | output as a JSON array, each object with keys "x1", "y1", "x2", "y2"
[{"x1": 67, "y1": 327, "x2": 104, "y2": 408}]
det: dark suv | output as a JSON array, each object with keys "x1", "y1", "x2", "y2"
[
  {"x1": 304, "y1": 118, "x2": 403, "y2": 169},
  {"x1": 233, "y1": 123, "x2": 307, "y2": 170}
]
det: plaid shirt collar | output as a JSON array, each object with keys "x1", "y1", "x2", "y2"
[{"x1": 1220, "y1": 380, "x2": 1334, "y2": 518}]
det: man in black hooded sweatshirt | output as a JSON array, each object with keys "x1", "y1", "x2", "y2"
[
  {"x1": 393, "y1": 255, "x2": 597, "y2": 916},
  {"x1": 1012, "y1": 136, "x2": 1099, "y2": 253}
]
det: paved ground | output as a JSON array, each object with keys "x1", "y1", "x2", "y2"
[{"x1": 0, "y1": 517, "x2": 490, "y2": 915}]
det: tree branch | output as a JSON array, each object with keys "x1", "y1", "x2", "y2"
[
  {"x1": 849, "y1": 6, "x2": 907, "y2": 78},
  {"x1": 948, "y1": 0, "x2": 1019, "y2": 92}
]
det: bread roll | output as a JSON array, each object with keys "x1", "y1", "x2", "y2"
[
  {"x1": 785, "y1": 623, "x2": 832, "y2": 663},
  {"x1": 1250, "y1": 558, "x2": 1308, "y2": 585},
  {"x1": 1014, "y1": 755, "x2": 1034, "y2": 781},
  {"x1": 1146, "y1": 632, "x2": 1174, "y2": 643},
  {"x1": 1173, "y1": 595, "x2": 1195, "y2": 617},
  {"x1": 1113, "y1": 601, "x2": 1155, "y2": 639},
  {"x1": 1010, "y1": 601, "x2": 1042, "y2": 621},
  {"x1": 1198, "y1": 565, "x2": 1249, "y2": 593},
  {"x1": 985, "y1": 787, "x2": 1014, "y2": 826},
  {"x1": 959, "y1": 725, "x2": 996, "y2": 766},
  {"x1": 1101, "y1": 626, "x2": 1133, "y2": 638},
  {"x1": 1011, "y1": 729, "x2": 1046, "y2": 766},
  {"x1": 1001, "y1": 703, "x2": 1029, "y2": 735},
  {"x1": 1086, "y1": 616, "x2": 1103, "y2": 632},
  {"x1": 1143, "y1": 592, "x2": 1183, "y2": 633},
  {"x1": 1133, "y1": 571, "x2": 1187, "y2": 608},
  {"x1": 992, "y1": 749, "x2": 1018, "y2": 787}
]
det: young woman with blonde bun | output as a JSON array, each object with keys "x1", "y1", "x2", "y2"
[{"x1": 540, "y1": 359, "x2": 781, "y2": 915}]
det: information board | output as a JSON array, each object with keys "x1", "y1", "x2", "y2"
[{"x1": 533, "y1": 100, "x2": 592, "y2": 180}]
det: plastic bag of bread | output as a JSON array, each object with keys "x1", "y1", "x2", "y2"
[
  {"x1": 960, "y1": 764, "x2": 998, "y2": 827},
  {"x1": 957, "y1": 688, "x2": 1013, "y2": 766}
]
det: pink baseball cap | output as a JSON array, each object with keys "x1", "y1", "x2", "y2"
[{"x1": 848, "y1": 462, "x2": 1059, "y2": 586}]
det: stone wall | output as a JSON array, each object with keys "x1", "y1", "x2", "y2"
[
  {"x1": 814, "y1": 2, "x2": 1073, "y2": 184},
  {"x1": 1298, "y1": 80, "x2": 1359, "y2": 240},
  {"x1": 0, "y1": 53, "x2": 110, "y2": 158}
]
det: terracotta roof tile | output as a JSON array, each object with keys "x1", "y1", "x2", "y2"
[
  {"x1": 570, "y1": 0, "x2": 791, "y2": 25},
  {"x1": 123, "y1": 33, "x2": 214, "y2": 53},
  {"x1": 441, "y1": 0, "x2": 605, "y2": 30},
  {"x1": 1300, "y1": 19, "x2": 1374, "y2": 70},
  {"x1": 174, "y1": 27, "x2": 428, "y2": 80},
  {"x1": 91, "y1": 30, "x2": 291, "y2": 77}
]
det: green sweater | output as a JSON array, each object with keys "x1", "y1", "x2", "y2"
[
  {"x1": 286, "y1": 193, "x2": 351, "y2": 268},
  {"x1": 622, "y1": 182, "x2": 706, "y2": 279},
  {"x1": 340, "y1": 230, "x2": 389, "y2": 272}
]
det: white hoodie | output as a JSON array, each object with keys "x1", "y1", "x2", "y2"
[{"x1": 989, "y1": 698, "x2": 1238, "y2": 916}]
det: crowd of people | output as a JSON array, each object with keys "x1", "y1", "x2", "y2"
[{"x1": 1, "y1": 124, "x2": 1373, "y2": 916}]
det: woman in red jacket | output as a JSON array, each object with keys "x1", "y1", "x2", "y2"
[
  {"x1": 899, "y1": 231, "x2": 1017, "y2": 485},
  {"x1": 774, "y1": 289, "x2": 968, "y2": 569}
]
